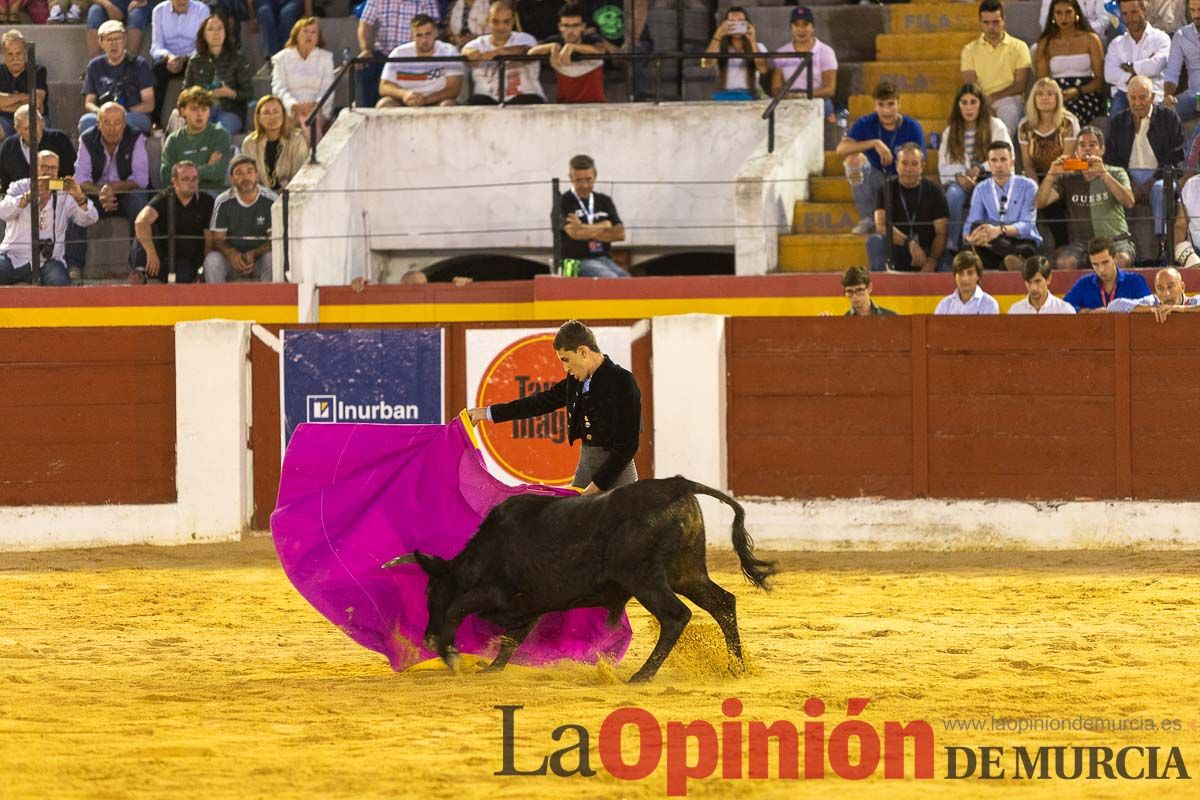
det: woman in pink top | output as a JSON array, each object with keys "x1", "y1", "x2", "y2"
[{"x1": 769, "y1": 5, "x2": 837, "y2": 123}]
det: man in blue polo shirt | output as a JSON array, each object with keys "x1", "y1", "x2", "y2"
[
  {"x1": 1064, "y1": 235, "x2": 1151, "y2": 311},
  {"x1": 834, "y1": 81, "x2": 925, "y2": 235}
]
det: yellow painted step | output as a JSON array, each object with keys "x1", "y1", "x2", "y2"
[
  {"x1": 850, "y1": 91, "x2": 952, "y2": 121},
  {"x1": 875, "y1": 32, "x2": 976, "y2": 62},
  {"x1": 810, "y1": 176, "x2": 854, "y2": 203},
  {"x1": 862, "y1": 60, "x2": 963, "y2": 94},
  {"x1": 822, "y1": 149, "x2": 940, "y2": 176},
  {"x1": 890, "y1": 4, "x2": 979, "y2": 34},
  {"x1": 779, "y1": 233, "x2": 868, "y2": 273},
  {"x1": 793, "y1": 201, "x2": 858, "y2": 234}
]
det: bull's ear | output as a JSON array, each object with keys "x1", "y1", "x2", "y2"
[{"x1": 414, "y1": 551, "x2": 450, "y2": 577}]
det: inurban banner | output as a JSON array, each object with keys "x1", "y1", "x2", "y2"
[{"x1": 280, "y1": 328, "x2": 444, "y2": 444}]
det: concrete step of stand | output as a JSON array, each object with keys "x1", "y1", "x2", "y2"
[
  {"x1": 778, "y1": 232, "x2": 868, "y2": 272},
  {"x1": 822, "y1": 149, "x2": 940, "y2": 176},
  {"x1": 875, "y1": 31, "x2": 977, "y2": 62},
  {"x1": 888, "y1": 4, "x2": 980, "y2": 34},
  {"x1": 792, "y1": 201, "x2": 858, "y2": 234},
  {"x1": 860, "y1": 60, "x2": 963, "y2": 94}
]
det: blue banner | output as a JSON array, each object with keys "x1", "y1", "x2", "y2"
[{"x1": 281, "y1": 329, "x2": 444, "y2": 443}]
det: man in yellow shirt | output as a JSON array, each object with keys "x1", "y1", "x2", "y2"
[{"x1": 961, "y1": 0, "x2": 1031, "y2": 139}]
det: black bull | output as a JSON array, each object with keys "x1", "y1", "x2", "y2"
[{"x1": 383, "y1": 476, "x2": 776, "y2": 682}]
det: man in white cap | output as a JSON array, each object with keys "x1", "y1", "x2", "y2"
[{"x1": 79, "y1": 20, "x2": 156, "y2": 136}]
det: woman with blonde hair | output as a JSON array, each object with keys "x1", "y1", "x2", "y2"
[
  {"x1": 1018, "y1": 77, "x2": 1078, "y2": 247},
  {"x1": 939, "y1": 84, "x2": 1012, "y2": 258},
  {"x1": 240, "y1": 94, "x2": 310, "y2": 191},
  {"x1": 270, "y1": 16, "x2": 333, "y2": 144}
]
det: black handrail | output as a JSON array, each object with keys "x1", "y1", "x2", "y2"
[
  {"x1": 761, "y1": 52, "x2": 813, "y2": 154},
  {"x1": 304, "y1": 51, "x2": 818, "y2": 164},
  {"x1": 25, "y1": 43, "x2": 40, "y2": 283}
]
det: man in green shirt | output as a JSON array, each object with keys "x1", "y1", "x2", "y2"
[
  {"x1": 159, "y1": 86, "x2": 231, "y2": 194},
  {"x1": 203, "y1": 154, "x2": 276, "y2": 283},
  {"x1": 1035, "y1": 125, "x2": 1137, "y2": 270}
]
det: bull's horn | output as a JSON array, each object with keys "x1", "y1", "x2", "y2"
[{"x1": 381, "y1": 553, "x2": 418, "y2": 569}]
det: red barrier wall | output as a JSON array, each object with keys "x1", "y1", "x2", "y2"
[
  {"x1": 727, "y1": 315, "x2": 1200, "y2": 502},
  {"x1": 0, "y1": 327, "x2": 176, "y2": 505}
]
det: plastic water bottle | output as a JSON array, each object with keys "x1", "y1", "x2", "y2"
[
  {"x1": 562, "y1": 259, "x2": 581, "y2": 278},
  {"x1": 836, "y1": 109, "x2": 850, "y2": 138}
]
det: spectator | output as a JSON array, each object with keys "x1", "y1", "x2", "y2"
[
  {"x1": 1038, "y1": 0, "x2": 1114, "y2": 38},
  {"x1": 377, "y1": 13, "x2": 464, "y2": 108},
  {"x1": 73, "y1": 102, "x2": 149, "y2": 272},
  {"x1": 1063, "y1": 235, "x2": 1151, "y2": 310},
  {"x1": 1105, "y1": 74, "x2": 1184, "y2": 248},
  {"x1": 1035, "y1": 0, "x2": 1106, "y2": 125},
  {"x1": 584, "y1": 0, "x2": 651, "y2": 97},
  {"x1": 1163, "y1": 0, "x2": 1200, "y2": 121},
  {"x1": 272, "y1": 16, "x2": 334, "y2": 144},
  {"x1": 700, "y1": 6, "x2": 767, "y2": 102},
  {"x1": 8, "y1": 2, "x2": 47, "y2": 24},
  {"x1": 1144, "y1": 0, "x2": 1185, "y2": 33},
  {"x1": 1104, "y1": 0, "x2": 1170, "y2": 117},
  {"x1": 0, "y1": 105, "x2": 75, "y2": 195},
  {"x1": 867, "y1": 143, "x2": 949, "y2": 273},
  {"x1": 1018, "y1": 78, "x2": 1078, "y2": 248},
  {"x1": 445, "y1": 0, "x2": 488, "y2": 50},
  {"x1": 205, "y1": 154, "x2": 276, "y2": 283},
  {"x1": 184, "y1": 12, "x2": 254, "y2": 135},
  {"x1": 770, "y1": 5, "x2": 837, "y2": 121},
  {"x1": 528, "y1": 4, "x2": 606, "y2": 104},
  {"x1": 240, "y1": 95, "x2": 309, "y2": 191},
  {"x1": 0, "y1": 151, "x2": 98, "y2": 286},
  {"x1": 939, "y1": 84, "x2": 1012, "y2": 259},
  {"x1": 516, "y1": 0, "x2": 562, "y2": 42},
  {"x1": 965, "y1": 140, "x2": 1042, "y2": 271},
  {"x1": 835, "y1": 81, "x2": 925, "y2": 235},
  {"x1": 159, "y1": 87, "x2": 231, "y2": 194},
  {"x1": 841, "y1": 266, "x2": 896, "y2": 316},
  {"x1": 47, "y1": 0, "x2": 88, "y2": 24},
  {"x1": 0, "y1": 30, "x2": 48, "y2": 140},
  {"x1": 1172, "y1": 158, "x2": 1200, "y2": 264},
  {"x1": 80, "y1": 20, "x2": 155, "y2": 136},
  {"x1": 558, "y1": 153, "x2": 627, "y2": 278},
  {"x1": 356, "y1": 0, "x2": 441, "y2": 109},
  {"x1": 133, "y1": 160, "x2": 213, "y2": 283},
  {"x1": 1036, "y1": 126, "x2": 1137, "y2": 268},
  {"x1": 150, "y1": 0, "x2": 211, "y2": 129},
  {"x1": 961, "y1": 0, "x2": 1032, "y2": 138},
  {"x1": 464, "y1": 1, "x2": 544, "y2": 104},
  {"x1": 255, "y1": 0, "x2": 310, "y2": 59},
  {"x1": 86, "y1": 1, "x2": 152, "y2": 59},
  {"x1": 1009, "y1": 255, "x2": 1077, "y2": 313},
  {"x1": 934, "y1": 250, "x2": 1000, "y2": 314},
  {"x1": 1107, "y1": 266, "x2": 1200, "y2": 316},
  {"x1": 75, "y1": 102, "x2": 146, "y2": 214}
]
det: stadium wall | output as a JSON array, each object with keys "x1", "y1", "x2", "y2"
[{"x1": 278, "y1": 102, "x2": 824, "y2": 296}]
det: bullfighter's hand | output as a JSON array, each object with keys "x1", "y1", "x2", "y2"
[
  {"x1": 580, "y1": 482, "x2": 600, "y2": 495},
  {"x1": 466, "y1": 407, "x2": 488, "y2": 425}
]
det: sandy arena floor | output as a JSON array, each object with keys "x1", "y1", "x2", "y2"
[{"x1": 1, "y1": 537, "x2": 1197, "y2": 799}]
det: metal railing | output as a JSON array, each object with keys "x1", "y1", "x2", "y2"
[{"x1": 303, "y1": 50, "x2": 816, "y2": 163}]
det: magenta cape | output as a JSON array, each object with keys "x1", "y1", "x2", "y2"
[{"x1": 269, "y1": 418, "x2": 632, "y2": 671}]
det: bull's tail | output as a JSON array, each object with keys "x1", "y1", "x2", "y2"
[{"x1": 690, "y1": 481, "x2": 777, "y2": 591}]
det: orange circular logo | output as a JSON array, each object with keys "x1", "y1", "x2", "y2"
[{"x1": 476, "y1": 334, "x2": 577, "y2": 486}]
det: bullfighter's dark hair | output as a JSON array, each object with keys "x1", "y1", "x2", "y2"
[{"x1": 554, "y1": 319, "x2": 600, "y2": 352}]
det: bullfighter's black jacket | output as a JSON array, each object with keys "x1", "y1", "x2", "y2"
[{"x1": 489, "y1": 355, "x2": 642, "y2": 490}]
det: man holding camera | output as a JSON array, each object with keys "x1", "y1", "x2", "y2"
[
  {"x1": 79, "y1": 20, "x2": 156, "y2": 136},
  {"x1": 1035, "y1": 125, "x2": 1137, "y2": 270},
  {"x1": 0, "y1": 150, "x2": 98, "y2": 286}
]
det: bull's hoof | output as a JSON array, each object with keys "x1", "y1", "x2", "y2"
[
  {"x1": 627, "y1": 670, "x2": 655, "y2": 683},
  {"x1": 443, "y1": 647, "x2": 461, "y2": 675},
  {"x1": 480, "y1": 661, "x2": 505, "y2": 673}
]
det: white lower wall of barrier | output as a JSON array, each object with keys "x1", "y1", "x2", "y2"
[
  {"x1": 0, "y1": 321, "x2": 253, "y2": 553},
  {"x1": 722, "y1": 498, "x2": 1200, "y2": 551}
]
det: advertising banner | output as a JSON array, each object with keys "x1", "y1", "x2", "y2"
[
  {"x1": 465, "y1": 326, "x2": 632, "y2": 486},
  {"x1": 280, "y1": 328, "x2": 444, "y2": 444}
]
